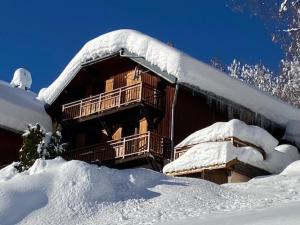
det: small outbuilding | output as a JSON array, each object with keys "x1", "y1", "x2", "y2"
[{"x1": 163, "y1": 120, "x2": 299, "y2": 184}]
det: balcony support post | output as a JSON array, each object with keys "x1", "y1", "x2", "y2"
[
  {"x1": 79, "y1": 100, "x2": 83, "y2": 118},
  {"x1": 147, "y1": 131, "x2": 151, "y2": 153},
  {"x1": 122, "y1": 137, "x2": 126, "y2": 158}
]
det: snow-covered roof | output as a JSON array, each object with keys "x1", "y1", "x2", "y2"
[
  {"x1": 38, "y1": 29, "x2": 300, "y2": 126},
  {"x1": 0, "y1": 81, "x2": 52, "y2": 133},
  {"x1": 164, "y1": 120, "x2": 299, "y2": 174},
  {"x1": 177, "y1": 119, "x2": 279, "y2": 154},
  {"x1": 163, "y1": 142, "x2": 264, "y2": 174},
  {"x1": 163, "y1": 142, "x2": 296, "y2": 174}
]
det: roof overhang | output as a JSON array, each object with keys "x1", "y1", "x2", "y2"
[{"x1": 49, "y1": 49, "x2": 177, "y2": 106}]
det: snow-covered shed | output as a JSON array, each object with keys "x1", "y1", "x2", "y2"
[
  {"x1": 0, "y1": 78, "x2": 52, "y2": 167},
  {"x1": 163, "y1": 120, "x2": 299, "y2": 184},
  {"x1": 37, "y1": 29, "x2": 300, "y2": 169}
]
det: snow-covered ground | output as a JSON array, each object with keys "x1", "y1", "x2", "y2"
[{"x1": 1, "y1": 158, "x2": 300, "y2": 225}]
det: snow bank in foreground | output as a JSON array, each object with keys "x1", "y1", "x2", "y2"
[
  {"x1": 281, "y1": 160, "x2": 300, "y2": 176},
  {"x1": 0, "y1": 81, "x2": 52, "y2": 132},
  {"x1": 1, "y1": 158, "x2": 300, "y2": 225},
  {"x1": 161, "y1": 202, "x2": 300, "y2": 225},
  {"x1": 176, "y1": 119, "x2": 278, "y2": 154},
  {"x1": 38, "y1": 29, "x2": 300, "y2": 125}
]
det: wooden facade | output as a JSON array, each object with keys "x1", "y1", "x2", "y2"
[
  {"x1": 0, "y1": 127, "x2": 22, "y2": 168},
  {"x1": 46, "y1": 54, "x2": 286, "y2": 175},
  {"x1": 47, "y1": 56, "x2": 174, "y2": 169}
]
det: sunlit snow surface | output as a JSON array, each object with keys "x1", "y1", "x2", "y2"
[
  {"x1": 38, "y1": 29, "x2": 300, "y2": 125},
  {"x1": 0, "y1": 81, "x2": 52, "y2": 132},
  {"x1": 1, "y1": 158, "x2": 300, "y2": 225}
]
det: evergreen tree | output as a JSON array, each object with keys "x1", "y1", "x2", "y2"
[
  {"x1": 18, "y1": 124, "x2": 45, "y2": 171},
  {"x1": 17, "y1": 124, "x2": 65, "y2": 172}
]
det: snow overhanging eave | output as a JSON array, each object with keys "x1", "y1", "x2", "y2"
[
  {"x1": 48, "y1": 49, "x2": 177, "y2": 106},
  {"x1": 119, "y1": 49, "x2": 177, "y2": 84},
  {"x1": 0, "y1": 123, "x2": 23, "y2": 135}
]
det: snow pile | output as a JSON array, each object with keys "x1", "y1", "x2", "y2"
[
  {"x1": 38, "y1": 29, "x2": 300, "y2": 125},
  {"x1": 163, "y1": 142, "x2": 263, "y2": 174},
  {"x1": 1, "y1": 158, "x2": 300, "y2": 225},
  {"x1": 283, "y1": 120, "x2": 300, "y2": 148},
  {"x1": 280, "y1": 160, "x2": 300, "y2": 176},
  {"x1": 275, "y1": 144, "x2": 299, "y2": 161},
  {"x1": 0, "y1": 162, "x2": 19, "y2": 182},
  {"x1": 164, "y1": 120, "x2": 299, "y2": 174},
  {"x1": 0, "y1": 80, "x2": 52, "y2": 132},
  {"x1": 176, "y1": 119, "x2": 278, "y2": 154},
  {"x1": 10, "y1": 68, "x2": 32, "y2": 90}
]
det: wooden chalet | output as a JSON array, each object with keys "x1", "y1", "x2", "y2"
[{"x1": 40, "y1": 30, "x2": 300, "y2": 172}]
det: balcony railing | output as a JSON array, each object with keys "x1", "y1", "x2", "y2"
[
  {"x1": 63, "y1": 132, "x2": 172, "y2": 163},
  {"x1": 62, "y1": 83, "x2": 163, "y2": 120}
]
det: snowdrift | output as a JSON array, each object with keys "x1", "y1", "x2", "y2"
[{"x1": 1, "y1": 158, "x2": 300, "y2": 225}]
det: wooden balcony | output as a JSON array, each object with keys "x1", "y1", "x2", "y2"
[
  {"x1": 63, "y1": 132, "x2": 172, "y2": 163},
  {"x1": 62, "y1": 83, "x2": 163, "y2": 120}
]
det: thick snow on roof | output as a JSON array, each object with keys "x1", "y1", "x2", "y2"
[
  {"x1": 163, "y1": 142, "x2": 296, "y2": 174},
  {"x1": 0, "y1": 81, "x2": 52, "y2": 132},
  {"x1": 38, "y1": 29, "x2": 300, "y2": 126},
  {"x1": 176, "y1": 119, "x2": 278, "y2": 154},
  {"x1": 164, "y1": 120, "x2": 298, "y2": 174},
  {"x1": 163, "y1": 142, "x2": 264, "y2": 174}
]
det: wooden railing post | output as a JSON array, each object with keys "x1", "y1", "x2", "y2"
[
  {"x1": 122, "y1": 137, "x2": 126, "y2": 158},
  {"x1": 147, "y1": 131, "x2": 151, "y2": 153},
  {"x1": 139, "y1": 83, "x2": 143, "y2": 102},
  {"x1": 79, "y1": 100, "x2": 83, "y2": 118},
  {"x1": 118, "y1": 88, "x2": 122, "y2": 108}
]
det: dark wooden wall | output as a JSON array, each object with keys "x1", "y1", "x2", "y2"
[
  {"x1": 52, "y1": 56, "x2": 176, "y2": 150},
  {"x1": 174, "y1": 85, "x2": 285, "y2": 145},
  {"x1": 141, "y1": 72, "x2": 175, "y2": 139},
  {"x1": 174, "y1": 86, "x2": 228, "y2": 145},
  {"x1": 0, "y1": 128, "x2": 22, "y2": 166}
]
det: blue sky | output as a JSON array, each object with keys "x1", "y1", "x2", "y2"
[{"x1": 0, "y1": 0, "x2": 282, "y2": 92}]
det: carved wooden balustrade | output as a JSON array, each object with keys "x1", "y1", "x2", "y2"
[
  {"x1": 62, "y1": 83, "x2": 163, "y2": 120},
  {"x1": 63, "y1": 132, "x2": 172, "y2": 163}
]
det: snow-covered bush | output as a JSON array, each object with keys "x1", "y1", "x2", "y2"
[
  {"x1": 222, "y1": 0, "x2": 300, "y2": 108},
  {"x1": 17, "y1": 124, "x2": 65, "y2": 171}
]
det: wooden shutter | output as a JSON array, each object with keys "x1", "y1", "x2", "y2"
[
  {"x1": 139, "y1": 117, "x2": 148, "y2": 151},
  {"x1": 126, "y1": 70, "x2": 141, "y2": 102},
  {"x1": 139, "y1": 117, "x2": 148, "y2": 134},
  {"x1": 112, "y1": 127, "x2": 122, "y2": 140},
  {"x1": 101, "y1": 78, "x2": 115, "y2": 110},
  {"x1": 105, "y1": 79, "x2": 114, "y2": 92}
]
